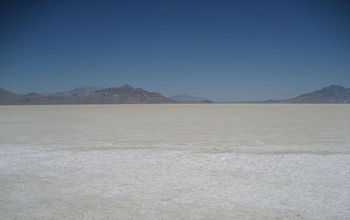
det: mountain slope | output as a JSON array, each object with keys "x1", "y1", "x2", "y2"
[
  {"x1": 0, "y1": 89, "x2": 24, "y2": 104},
  {"x1": 283, "y1": 85, "x2": 350, "y2": 103}
]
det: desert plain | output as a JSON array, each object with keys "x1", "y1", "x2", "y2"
[{"x1": 0, "y1": 104, "x2": 349, "y2": 219}]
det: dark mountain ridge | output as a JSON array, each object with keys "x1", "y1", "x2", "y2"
[
  {"x1": 279, "y1": 85, "x2": 350, "y2": 103},
  {"x1": 0, "y1": 85, "x2": 175, "y2": 105}
]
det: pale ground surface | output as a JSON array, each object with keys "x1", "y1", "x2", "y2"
[{"x1": 0, "y1": 104, "x2": 349, "y2": 219}]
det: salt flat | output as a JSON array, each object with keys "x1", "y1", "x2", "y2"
[{"x1": 0, "y1": 104, "x2": 349, "y2": 219}]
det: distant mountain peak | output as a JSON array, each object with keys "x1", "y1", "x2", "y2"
[
  {"x1": 319, "y1": 84, "x2": 348, "y2": 92},
  {"x1": 283, "y1": 84, "x2": 350, "y2": 103},
  {"x1": 0, "y1": 88, "x2": 22, "y2": 104},
  {"x1": 120, "y1": 84, "x2": 133, "y2": 89},
  {"x1": 0, "y1": 88, "x2": 16, "y2": 95},
  {"x1": 327, "y1": 84, "x2": 344, "y2": 88}
]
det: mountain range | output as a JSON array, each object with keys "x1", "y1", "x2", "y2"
[
  {"x1": 0, "y1": 85, "x2": 175, "y2": 105},
  {"x1": 276, "y1": 85, "x2": 350, "y2": 103},
  {"x1": 1, "y1": 84, "x2": 350, "y2": 105}
]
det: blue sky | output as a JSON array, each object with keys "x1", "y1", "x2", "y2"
[{"x1": 1, "y1": 0, "x2": 350, "y2": 101}]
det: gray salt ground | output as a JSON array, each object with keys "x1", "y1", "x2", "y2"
[{"x1": 0, "y1": 104, "x2": 349, "y2": 219}]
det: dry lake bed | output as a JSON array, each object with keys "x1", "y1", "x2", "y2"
[{"x1": 0, "y1": 104, "x2": 349, "y2": 219}]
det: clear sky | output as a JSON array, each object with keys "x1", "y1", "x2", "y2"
[{"x1": 1, "y1": 0, "x2": 350, "y2": 101}]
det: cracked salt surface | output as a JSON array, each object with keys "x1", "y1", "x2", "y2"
[{"x1": 0, "y1": 104, "x2": 350, "y2": 219}]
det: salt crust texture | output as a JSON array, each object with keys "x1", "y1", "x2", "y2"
[{"x1": 0, "y1": 104, "x2": 349, "y2": 219}]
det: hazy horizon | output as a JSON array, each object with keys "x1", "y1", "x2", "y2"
[
  {"x1": 1, "y1": 83, "x2": 350, "y2": 103},
  {"x1": 1, "y1": 0, "x2": 350, "y2": 101}
]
